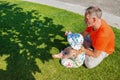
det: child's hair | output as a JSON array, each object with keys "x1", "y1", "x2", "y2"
[{"x1": 67, "y1": 32, "x2": 84, "y2": 50}]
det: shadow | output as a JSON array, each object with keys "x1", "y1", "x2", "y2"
[{"x1": 0, "y1": 1, "x2": 66, "y2": 80}]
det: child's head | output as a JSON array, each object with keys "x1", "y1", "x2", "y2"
[{"x1": 67, "y1": 32, "x2": 84, "y2": 50}]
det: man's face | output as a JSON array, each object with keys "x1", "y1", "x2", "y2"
[{"x1": 84, "y1": 13, "x2": 94, "y2": 27}]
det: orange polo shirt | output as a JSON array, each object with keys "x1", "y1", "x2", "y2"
[{"x1": 85, "y1": 19, "x2": 115, "y2": 54}]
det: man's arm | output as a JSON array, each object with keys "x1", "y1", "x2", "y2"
[{"x1": 82, "y1": 47, "x2": 102, "y2": 58}]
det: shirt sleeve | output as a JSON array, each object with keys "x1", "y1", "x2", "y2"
[{"x1": 85, "y1": 26, "x2": 92, "y2": 33}]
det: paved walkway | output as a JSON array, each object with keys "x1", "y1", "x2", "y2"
[
  {"x1": 57, "y1": 0, "x2": 120, "y2": 17},
  {"x1": 25, "y1": 0, "x2": 120, "y2": 29}
]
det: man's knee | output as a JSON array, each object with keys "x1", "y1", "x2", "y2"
[{"x1": 84, "y1": 62, "x2": 97, "y2": 69}]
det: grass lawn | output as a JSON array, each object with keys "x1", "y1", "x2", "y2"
[{"x1": 0, "y1": 0, "x2": 120, "y2": 80}]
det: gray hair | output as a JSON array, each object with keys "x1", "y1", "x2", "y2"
[{"x1": 85, "y1": 6, "x2": 102, "y2": 18}]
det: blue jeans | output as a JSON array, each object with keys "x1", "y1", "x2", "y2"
[{"x1": 83, "y1": 35, "x2": 93, "y2": 50}]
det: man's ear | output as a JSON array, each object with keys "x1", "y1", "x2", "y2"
[
  {"x1": 92, "y1": 17, "x2": 98, "y2": 25},
  {"x1": 93, "y1": 17, "x2": 96, "y2": 22}
]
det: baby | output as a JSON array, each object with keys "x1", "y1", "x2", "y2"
[{"x1": 52, "y1": 32, "x2": 85, "y2": 68}]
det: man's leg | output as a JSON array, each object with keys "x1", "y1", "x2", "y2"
[{"x1": 84, "y1": 52, "x2": 109, "y2": 68}]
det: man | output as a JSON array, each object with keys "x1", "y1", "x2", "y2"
[{"x1": 81, "y1": 6, "x2": 115, "y2": 68}]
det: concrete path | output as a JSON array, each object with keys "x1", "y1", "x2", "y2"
[
  {"x1": 57, "y1": 0, "x2": 120, "y2": 17},
  {"x1": 24, "y1": 0, "x2": 120, "y2": 29}
]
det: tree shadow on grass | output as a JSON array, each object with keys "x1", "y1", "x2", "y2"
[{"x1": 0, "y1": 1, "x2": 66, "y2": 80}]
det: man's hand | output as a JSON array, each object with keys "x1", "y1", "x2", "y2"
[{"x1": 81, "y1": 46, "x2": 86, "y2": 52}]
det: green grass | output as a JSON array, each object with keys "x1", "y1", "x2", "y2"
[{"x1": 0, "y1": 0, "x2": 120, "y2": 80}]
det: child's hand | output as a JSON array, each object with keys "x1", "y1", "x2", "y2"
[
  {"x1": 65, "y1": 31, "x2": 69, "y2": 36},
  {"x1": 65, "y1": 31, "x2": 72, "y2": 36}
]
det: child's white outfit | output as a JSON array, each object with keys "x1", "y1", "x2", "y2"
[
  {"x1": 61, "y1": 32, "x2": 85, "y2": 68},
  {"x1": 61, "y1": 51, "x2": 85, "y2": 68}
]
